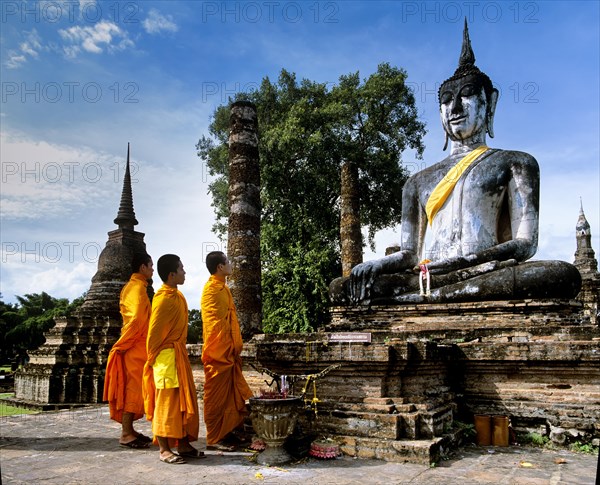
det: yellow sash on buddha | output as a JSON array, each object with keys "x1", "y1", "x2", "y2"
[{"x1": 425, "y1": 145, "x2": 489, "y2": 225}]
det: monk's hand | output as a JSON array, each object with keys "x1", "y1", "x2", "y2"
[{"x1": 349, "y1": 260, "x2": 384, "y2": 305}]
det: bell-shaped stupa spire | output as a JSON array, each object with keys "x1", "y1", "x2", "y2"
[
  {"x1": 574, "y1": 198, "x2": 598, "y2": 275},
  {"x1": 113, "y1": 143, "x2": 138, "y2": 230},
  {"x1": 576, "y1": 198, "x2": 591, "y2": 236}
]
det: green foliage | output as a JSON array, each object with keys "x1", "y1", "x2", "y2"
[
  {"x1": 569, "y1": 441, "x2": 598, "y2": 455},
  {"x1": 0, "y1": 292, "x2": 85, "y2": 363},
  {"x1": 517, "y1": 432, "x2": 550, "y2": 447},
  {"x1": 453, "y1": 420, "x2": 476, "y2": 439},
  {"x1": 516, "y1": 433, "x2": 598, "y2": 454},
  {"x1": 262, "y1": 240, "x2": 339, "y2": 333},
  {"x1": 452, "y1": 419, "x2": 477, "y2": 442},
  {"x1": 197, "y1": 66, "x2": 426, "y2": 333},
  {"x1": 0, "y1": 297, "x2": 19, "y2": 363},
  {"x1": 188, "y1": 308, "x2": 202, "y2": 344}
]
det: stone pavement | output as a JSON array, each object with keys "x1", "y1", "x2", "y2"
[{"x1": 1, "y1": 405, "x2": 597, "y2": 485}]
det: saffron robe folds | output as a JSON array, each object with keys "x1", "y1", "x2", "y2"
[
  {"x1": 143, "y1": 284, "x2": 199, "y2": 441},
  {"x1": 103, "y1": 273, "x2": 151, "y2": 423},
  {"x1": 201, "y1": 274, "x2": 252, "y2": 445}
]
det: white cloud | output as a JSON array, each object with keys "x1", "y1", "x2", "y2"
[
  {"x1": 62, "y1": 45, "x2": 81, "y2": 58},
  {"x1": 0, "y1": 261, "x2": 93, "y2": 303},
  {"x1": 0, "y1": 126, "x2": 220, "y2": 307},
  {"x1": 5, "y1": 52, "x2": 27, "y2": 69},
  {"x1": 142, "y1": 9, "x2": 178, "y2": 34},
  {"x1": 59, "y1": 20, "x2": 133, "y2": 57},
  {"x1": 4, "y1": 29, "x2": 43, "y2": 69},
  {"x1": 19, "y1": 43, "x2": 38, "y2": 58},
  {"x1": 0, "y1": 131, "x2": 124, "y2": 220}
]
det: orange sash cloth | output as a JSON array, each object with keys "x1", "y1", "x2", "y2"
[
  {"x1": 201, "y1": 274, "x2": 253, "y2": 445},
  {"x1": 142, "y1": 284, "x2": 199, "y2": 441},
  {"x1": 103, "y1": 273, "x2": 150, "y2": 423},
  {"x1": 425, "y1": 145, "x2": 489, "y2": 225}
]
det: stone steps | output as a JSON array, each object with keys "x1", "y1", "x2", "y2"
[
  {"x1": 306, "y1": 399, "x2": 454, "y2": 441},
  {"x1": 337, "y1": 429, "x2": 463, "y2": 465}
]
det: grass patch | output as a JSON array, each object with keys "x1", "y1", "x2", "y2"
[{"x1": 0, "y1": 393, "x2": 39, "y2": 417}]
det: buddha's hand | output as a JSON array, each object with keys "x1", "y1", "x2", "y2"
[
  {"x1": 426, "y1": 254, "x2": 478, "y2": 275},
  {"x1": 349, "y1": 259, "x2": 384, "y2": 305}
]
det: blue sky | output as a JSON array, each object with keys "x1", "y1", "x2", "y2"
[{"x1": 1, "y1": 0, "x2": 599, "y2": 309}]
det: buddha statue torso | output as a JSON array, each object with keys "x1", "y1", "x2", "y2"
[{"x1": 329, "y1": 20, "x2": 581, "y2": 306}]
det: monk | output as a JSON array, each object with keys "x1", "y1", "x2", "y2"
[
  {"x1": 103, "y1": 252, "x2": 153, "y2": 449},
  {"x1": 330, "y1": 20, "x2": 581, "y2": 306},
  {"x1": 142, "y1": 254, "x2": 203, "y2": 464},
  {"x1": 201, "y1": 251, "x2": 253, "y2": 451}
]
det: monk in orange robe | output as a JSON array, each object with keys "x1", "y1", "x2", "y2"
[
  {"x1": 201, "y1": 251, "x2": 253, "y2": 451},
  {"x1": 142, "y1": 254, "x2": 203, "y2": 464},
  {"x1": 103, "y1": 253, "x2": 153, "y2": 449}
]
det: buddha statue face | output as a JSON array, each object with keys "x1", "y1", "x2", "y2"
[{"x1": 439, "y1": 73, "x2": 491, "y2": 143}]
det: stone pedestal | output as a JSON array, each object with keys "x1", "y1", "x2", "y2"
[{"x1": 250, "y1": 299, "x2": 600, "y2": 464}]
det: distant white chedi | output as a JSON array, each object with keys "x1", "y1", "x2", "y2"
[{"x1": 330, "y1": 20, "x2": 581, "y2": 306}]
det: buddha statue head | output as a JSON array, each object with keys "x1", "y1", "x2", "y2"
[{"x1": 438, "y1": 19, "x2": 499, "y2": 150}]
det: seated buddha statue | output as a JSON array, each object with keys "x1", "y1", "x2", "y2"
[{"x1": 330, "y1": 20, "x2": 581, "y2": 306}]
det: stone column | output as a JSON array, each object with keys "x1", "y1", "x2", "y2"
[
  {"x1": 340, "y1": 160, "x2": 363, "y2": 276},
  {"x1": 228, "y1": 101, "x2": 261, "y2": 339}
]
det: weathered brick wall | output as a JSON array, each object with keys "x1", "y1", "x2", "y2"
[
  {"x1": 186, "y1": 300, "x2": 600, "y2": 446},
  {"x1": 455, "y1": 342, "x2": 600, "y2": 437}
]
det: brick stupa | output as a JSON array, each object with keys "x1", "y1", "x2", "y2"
[{"x1": 14, "y1": 144, "x2": 150, "y2": 407}]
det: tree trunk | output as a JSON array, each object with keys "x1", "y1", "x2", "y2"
[{"x1": 340, "y1": 160, "x2": 363, "y2": 276}]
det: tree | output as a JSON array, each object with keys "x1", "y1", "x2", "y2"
[
  {"x1": 333, "y1": 65, "x2": 426, "y2": 272},
  {"x1": 1, "y1": 292, "x2": 85, "y2": 361},
  {"x1": 197, "y1": 65, "x2": 425, "y2": 333},
  {"x1": 0, "y1": 295, "x2": 19, "y2": 364},
  {"x1": 188, "y1": 308, "x2": 202, "y2": 344}
]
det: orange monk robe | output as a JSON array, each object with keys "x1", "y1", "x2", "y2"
[
  {"x1": 201, "y1": 274, "x2": 253, "y2": 445},
  {"x1": 103, "y1": 273, "x2": 151, "y2": 423},
  {"x1": 142, "y1": 284, "x2": 199, "y2": 441}
]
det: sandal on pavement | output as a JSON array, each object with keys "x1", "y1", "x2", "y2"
[
  {"x1": 206, "y1": 442, "x2": 237, "y2": 452},
  {"x1": 175, "y1": 448, "x2": 206, "y2": 459},
  {"x1": 160, "y1": 453, "x2": 186, "y2": 464},
  {"x1": 120, "y1": 437, "x2": 150, "y2": 449},
  {"x1": 136, "y1": 433, "x2": 153, "y2": 443}
]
